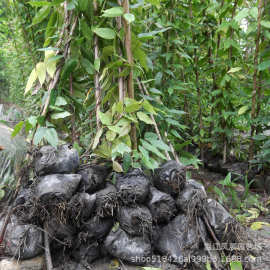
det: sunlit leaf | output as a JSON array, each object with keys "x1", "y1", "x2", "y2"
[
  {"x1": 123, "y1": 13, "x2": 135, "y2": 24},
  {"x1": 92, "y1": 128, "x2": 103, "y2": 149},
  {"x1": 51, "y1": 111, "x2": 71, "y2": 119},
  {"x1": 36, "y1": 62, "x2": 47, "y2": 86},
  {"x1": 238, "y1": 105, "x2": 249, "y2": 115},
  {"x1": 102, "y1": 7, "x2": 124, "y2": 17},
  {"x1": 137, "y1": 112, "x2": 154, "y2": 125},
  {"x1": 25, "y1": 68, "x2": 38, "y2": 94},
  {"x1": 93, "y1": 28, "x2": 116, "y2": 39},
  {"x1": 113, "y1": 160, "x2": 123, "y2": 172}
]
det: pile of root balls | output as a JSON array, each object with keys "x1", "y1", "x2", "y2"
[{"x1": 1, "y1": 145, "x2": 250, "y2": 270}]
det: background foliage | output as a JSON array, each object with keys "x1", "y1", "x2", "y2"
[{"x1": 1, "y1": 0, "x2": 270, "y2": 171}]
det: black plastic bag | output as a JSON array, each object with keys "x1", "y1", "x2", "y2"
[
  {"x1": 117, "y1": 205, "x2": 152, "y2": 236},
  {"x1": 81, "y1": 216, "x2": 113, "y2": 241},
  {"x1": 154, "y1": 214, "x2": 201, "y2": 264},
  {"x1": 104, "y1": 227, "x2": 152, "y2": 265},
  {"x1": 116, "y1": 169, "x2": 150, "y2": 204},
  {"x1": 53, "y1": 260, "x2": 89, "y2": 270},
  {"x1": 95, "y1": 183, "x2": 118, "y2": 217},
  {"x1": 153, "y1": 160, "x2": 186, "y2": 197},
  {"x1": 72, "y1": 239, "x2": 101, "y2": 264},
  {"x1": 147, "y1": 186, "x2": 176, "y2": 224},
  {"x1": 68, "y1": 193, "x2": 96, "y2": 223},
  {"x1": 1, "y1": 216, "x2": 43, "y2": 259},
  {"x1": 78, "y1": 165, "x2": 111, "y2": 193},
  {"x1": 34, "y1": 144, "x2": 80, "y2": 176},
  {"x1": 176, "y1": 179, "x2": 207, "y2": 213},
  {"x1": 35, "y1": 174, "x2": 81, "y2": 201},
  {"x1": 47, "y1": 218, "x2": 76, "y2": 248},
  {"x1": 204, "y1": 199, "x2": 235, "y2": 241},
  {"x1": 14, "y1": 188, "x2": 33, "y2": 207}
]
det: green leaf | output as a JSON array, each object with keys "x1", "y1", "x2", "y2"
[
  {"x1": 55, "y1": 96, "x2": 67, "y2": 106},
  {"x1": 36, "y1": 62, "x2": 47, "y2": 86},
  {"x1": 44, "y1": 128, "x2": 58, "y2": 148},
  {"x1": 228, "y1": 67, "x2": 242, "y2": 73},
  {"x1": 78, "y1": 0, "x2": 89, "y2": 11},
  {"x1": 112, "y1": 143, "x2": 131, "y2": 157},
  {"x1": 206, "y1": 262, "x2": 212, "y2": 270},
  {"x1": 230, "y1": 261, "x2": 243, "y2": 270},
  {"x1": 142, "y1": 100, "x2": 156, "y2": 115},
  {"x1": 261, "y1": 20, "x2": 270, "y2": 29},
  {"x1": 98, "y1": 110, "x2": 112, "y2": 125},
  {"x1": 92, "y1": 128, "x2": 103, "y2": 149},
  {"x1": 238, "y1": 105, "x2": 249, "y2": 115},
  {"x1": 258, "y1": 60, "x2": 270, "y2": 71},
  {"x1": 61, "y1": 58, "x2": 78, "y2": 81},
  {"x1": 235, "y1": 8, "x2": 249, "y2": 22},
  {"x1": 119, "y1": 124, "x2": 131, "y2": 138},
  {"x1": 137, "y1": 112, "x2": 154, "y2": 125},
  {"x1": 94, "y1": 58, "x2": 100, "y2": 72},
  {"x1": 25, "y1": 68, "x2": 38, "y2": 94},
  {"x1": 125, "y1": 100, "x2": 142, "y2": 113},
  {"x1": 32, "y1": 6, "x2": 51, "y2": 25},
  {"x1": 93, "y1": 28, "x2": 116, "y2": 39},
  {"x1": 11, "y1": 121, "x2": 24, "y2": 137},
  {"x1": 140, "y1": 139, "x2": 167, "y2": 160},
  {"x1": 28, "y1": 116, "x2": 37, "y2": 127},
  {"x1": 250, "y1": 7, "x2": 258, "y2": 19},
  {"x1": 81, "y1": 58, "x2": 95, "y2": 75},
  {"x1": 28, "y1": 0, "x2": 64, "y2": 6},
  {"x1": 106, "y1": 130, "x2": 117, "y2": 141},
  {"x1": 250, "y1": 221, "x2": 270, "y2": 231},
  {"x1": 81, "y1": 20, "x2": 92, "y2": 40},
  {"x1": 33, "y1": 126, "x2": 46, "y2": 145},
  {"x1": 138, "y1": 27, "x2": 171, "y2": 40},
  {"x1": 28, "y1": 1, "x2": 51, "y2": 7},
  {"x1": 0, "y1": 189, "x2": 5, "y2": 200},
  {"x1": 113, "y1": 160, "x2": 123, "y2": 172},
  {"x1": 51, "y1": 111, "x2": 71, "y2": 119},
  {"x1": 123, "y1": 13, "x2": 135, "y2": 24},
  {"x1": 102, "y1": 7, "x2": 124, "y2": 17},
  {"x1": 145, "y1": 138, "x2": 171, "y2": 152}
]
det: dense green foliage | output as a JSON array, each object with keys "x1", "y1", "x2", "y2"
[{"x1": 1, "y1": 0, "x2": 270, "y2": 170}]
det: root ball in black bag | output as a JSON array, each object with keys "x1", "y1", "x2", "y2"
[
  {"x1": 153, "y1": 160, "x2": 186, "y2": 197},
  {"x1": 95, "y1": 183, "x2": 118, "y2": 217},
  {"x1": 147, "y1": 186, "x2": 176, "y2": 224},
  {"x1": 154, "y1": 214, "x2": 202, "y2": 264},
  {"x1": 117, "y1": 205, "x2": 152, "y2": 236},
  {"x1": 176, "y1": 179, "x2": 207, "y2": 214},
  {"x1": 78, "y1": 165, "x2": 111, "y2": 193},
  {"x1": 34, "y1": 144, "x2": 80, "y2": 176},
  {"x1": 0, "y1": 215, "x2": 43, "y2": 260},
  {"x1": 47, "y1": 218, "x2": 76, "y2": 248},
  {"x1": 72, "y1": 239, "x2": 101, "y2": 264},
  {"x1": 104, "y1": 227, "x2": 152, "y2": 265},
  {"x1": 35, "y1": 174, "x2": 81, "y2": 201},
  {"x1": 80, "y1": 216, "x2": 113, "y2": 241},
  {"x1": 203, "y1": 199, "x2": 236, "y2": 242},
  {"x1": 116, "y1": 169, "x2": 150, "y2": 204},
  {"x1": 68, "y1": 193, "x2": 96, "y2": 223}
]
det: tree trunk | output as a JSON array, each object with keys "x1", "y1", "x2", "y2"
[
  {"x1": 93, "y1": 0, "x2": 101, "y2": 130},
  {"x1": 249, "y1": 0, "x2": 263, "y2": 160},
  {"x1": 123, "y1": 0, "x2": 137, "y2": 150}
]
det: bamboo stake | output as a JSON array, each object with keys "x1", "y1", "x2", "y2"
[
  {"x1": 117, "y1": 0, "x2": 124, "y2": 102},
  {"x1": 93, "y1": 0, "x2": 101, "y2": 130},
  {"x1": 249, "y1": 0, "x2": 263, "y2": 160},
  {"x1": 122, "y1": 0, "x2": 137, "y2": 150}
]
